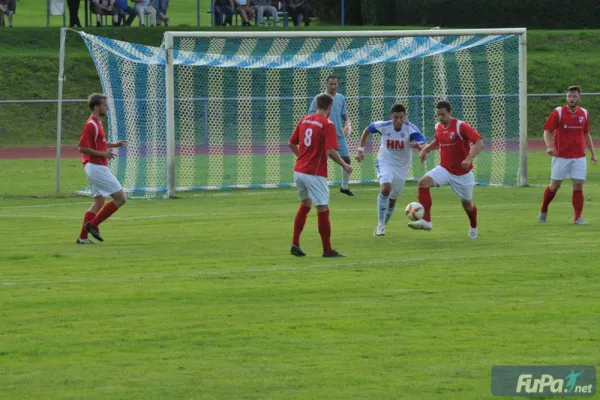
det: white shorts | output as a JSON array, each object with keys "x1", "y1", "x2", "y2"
[
  {"x1": 551, "y1": 157, "x2": 587, "y2": 181},
  {"x1": 294, "y1": 171, "x2": 329, "y2": 206},
  {"x1": 426, "y1": 165, "x2": 475, "y2": 201},
  {"x1": 85, "y1": 163, "x2": 123, "y2": 197},
  {"x1": 377, "y1": 166, "x2": 407, "y2": 200}
]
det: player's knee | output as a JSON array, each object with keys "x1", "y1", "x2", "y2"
[
  {"x1": 301, "y1": 198, "x2": 312, "y2": 208},
  {"x1": 316, "y1": 205, "x2": 329, "y2": 213},
  {"x1": 573, "y1": 181, "x2": 584, "y2": 190},
  {"x1": 112, "y1": 192, "x2": 127, "y2": 207},
  {"x1": 550, "y1": 181, "x2": 562, "y2": 191},
  {"x1": 461, "y1": 199, "x2": 473, "y2": 209},
  {"x1": 388, "y1": 199, "x2": 397, "y2": 209},
  {"x1": 380, "y1": 185, "x2": 391, "y2": 196},
  {"x1": 417, "y1": 176, "x2": 433, "y2": 188}
]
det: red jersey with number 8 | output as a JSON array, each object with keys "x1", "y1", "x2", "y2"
[
  {"x1": 289, "y1": 114, "x2": 338, "y2": 178},
  {"x1": 542, "y1": 105, "x2": 589, "y2": 158}
]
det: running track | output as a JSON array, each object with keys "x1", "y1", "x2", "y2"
[{"x1": 0, "y1": 140, "x2": 578, "y2": 160}]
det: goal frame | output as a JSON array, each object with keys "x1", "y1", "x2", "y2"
[{"x1": 168, "y1": 28, "x2": 528, "y2": 197}]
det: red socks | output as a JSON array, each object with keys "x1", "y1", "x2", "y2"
[
  {"x1": 572, "y1": 189, "x2": 584, "y2": 220},
  {"x1": 541, "y1": 186, "x2": 557, "y2": 213},
  {"x1": 79, "y1": 211, "x2": 96, "y2": 239},
  {"x1": 418, "y1": 187, "x2": 432, "y2": 222},
  {"x1": 466, "y1": 204, "x2": 478, "y2": 228},
  {"x1": 317, "y1": 210, "x2": 334, "y2": 254},
  {"x1": 292, "y1": 205, "x2": 311, "y2": 246},
  {"x1": 90, "y1": 201, "x2": 119, "y2": 228}
]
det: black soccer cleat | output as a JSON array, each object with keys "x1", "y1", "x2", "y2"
[
  {"x1": 84, "y1": 222, "x2": 104, "y2": 242},
  {"x1": 340, "y1": 188, "x2": 355, "y2": 196},
  {"x1": 323, "y1": 250, "x2": 346, "y2": 258},
  {"x1": 290, "y1": 245, "x2": 306, "y2": 257}
]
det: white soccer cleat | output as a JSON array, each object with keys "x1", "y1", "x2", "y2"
[
  {"x1": 76, "y1": 238, "x2": 95, "y2": 244},
  {"x1": 373, "y1": 224, "x2": 386, "y2": 236},
  {"x1": 407, "y1": 219, "x2": 432, "y2": 231},
  {"x1": 574, "y1": 218, "x2": 588, "y2": 225},
  {"x1": 468, "y1": 227, "x2": 478, "y2": 240},
  {"x1": 538, "y1": 212, "x2": 548, "y2": 223}
]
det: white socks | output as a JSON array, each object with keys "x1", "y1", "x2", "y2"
[
  {"x1": 385, "y1": 207, "x2": 395, "y2": 224},
  {"x1": 377, "y1": 194, "x2": 389, "y2": 226},
  {"x1": 341, "y1": 167, "x2": 350, "y2": 189}
]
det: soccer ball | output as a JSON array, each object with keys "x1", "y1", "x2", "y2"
[{"x1": 405, "y1": 202, "x2": 424, "y2": 221}]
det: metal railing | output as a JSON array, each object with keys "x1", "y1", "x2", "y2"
[{"x1": 2, "y1": 93, "x2": 598, "y2": 105}]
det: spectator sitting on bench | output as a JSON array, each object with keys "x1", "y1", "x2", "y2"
[
  {"x1": 213, "y1": 0, "x2": 235, "y2": 26},
  {"x1": 234, "y1": 0, "x2": 254, "y2": 27},
  {"x1": 286, "y1": 0, "x2": 309, "y2": 26},
  {"x1": 115, "y1": 0, "x2": 137, "y2": 26},
  {"x1": 132, "y1": 0, "x2": 157, "y2": 26},
  {"x1": 155, "y1": 0, "x2": 169, "y2": 26},
  {"x1": 92, "y1": 0, "x2": 119, "y2": 26},
  {"x1": 0, "y1": 0, "x2": 15, "y2": 27},
  {"x1": 253, "y1": 0, "x2": 277, "y2": 26}
]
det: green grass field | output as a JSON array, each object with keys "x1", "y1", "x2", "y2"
[{"x1": 1, "y1": 150, "x2": 599, "y2": 399}]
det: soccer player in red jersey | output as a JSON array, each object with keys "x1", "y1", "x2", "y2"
[
  {"x1": 539, "y1": 85, "x2": 597, "y2": 224},
  {"x1": 76, "y1": 93, "x2": 127, "y2": 244},
  {"x1": 289, "y1": 93, "x2": 352, "y2": 257},
  {"x1": 408, "y1": 100, "x2": 484, "y2": 239}
]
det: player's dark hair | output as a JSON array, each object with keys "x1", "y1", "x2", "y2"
[
  {"x1": 567, "y1": 85, "x2": 581, "y2": 94},
  {"x1": 436, "y1": 100, "x2": 452, "y2": 113},
  {"x1": 88, "y1": 93, "x2": 107, "y2": 111},
  {"x1": 390, "y1": 104, "x2": 406, "y2": 114},
  {"x1": 326, "y1": 75, "x2": 339, "y2": 83},
  {"x1": 316, "y1": 93, "x2": 334, "y2": 110}
]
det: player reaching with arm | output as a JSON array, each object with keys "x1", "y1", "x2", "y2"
[
  {"x1": 309, "y1": 75, "x2": 354, "y2": 196},
  {"x1": 76, "y1": 93, "x2": 127, "y2": 244},
  {"x1": 539, "y1": 85, "x2": 597, "y2": 224},
  {"x1": 409, "y1": 100, "x2": 484, "y2": 239},
  {"x1": 355, "y1": 104, "x2": 426, "y2": 236},
  {"x1": 289, "y1": 93, "x2": 352, "y2": 258}
]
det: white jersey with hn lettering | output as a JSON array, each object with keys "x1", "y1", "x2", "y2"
[{"x1": 367, "y1": 120, "x2": 426, "y2": 179}]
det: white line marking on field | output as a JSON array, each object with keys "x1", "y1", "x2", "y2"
[
  {"x1": 0, "y1": 202, "x2": 574, "y2": 221},
  {"x1": 0, "y1": 202, "x2": 90, "y2": 209},
  {"x1": 2, "y1": 249, "x2": 599, "y2": 287}
]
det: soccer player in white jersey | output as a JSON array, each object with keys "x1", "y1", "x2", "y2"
[
  {"x1": 356, "y1": 104, "x2": 426, "y2": 236},
  {"x1": 309, "y1": 75, "x2": 354, "y2": 196}
]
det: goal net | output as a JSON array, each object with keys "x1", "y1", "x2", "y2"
[{"x1": 73, "y1": 29, "x2": 526, "y2": 198}]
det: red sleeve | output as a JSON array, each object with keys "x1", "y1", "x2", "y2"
[
  {"x1": 584, "y1": 114, "x2": 590, "y2": 134},
  {"x1": 460, "y1": 122, "x2": 482, "y2": 143},
  {"x1": 289, "y1": 123, "x2": 300, "y2": 145},
  {"x1": 543, "y1": 109, "x2": 560, "y2": 132},
  {"x1": 78, "y1": 123, "x2": 95, "y2": 148},
  {"x1": 324, "y1": 122, "x2": 338, "y2": 151}
]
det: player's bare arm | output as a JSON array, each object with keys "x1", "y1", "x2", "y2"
[
  {"x1": 355, "y1": 127, "x2": 370, "y2": 162},
  {"x1": 328, "y1": 149, "x2": 352, "y2": 175},
  {"x1": 342, "y1": 115, "x2": 351, "y2": 137},
  {"x1": 107, "y1": 140, "x2": 127, "y2": 148},
  {"x1": 419, "y1": 138, "x2": 439, "y2": 162},
  {"x1": 288, "y1": 142, "x2": 299, "y2": 157},
  {"x1": 78, "y1": 146, "x2": 116, "y2": 160},
  {"x1": 410, "y1": 141, "x2": 427, "y2": 151},
  {"x1": 583, "y1": 132, "x2": 597, "y2": 165},
  {"x1": 543, "y1": 129, "x2": 557, "y2": 156},
  {"x1": 461, "y1": 139, "x2": 484, "y2": 170}
]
